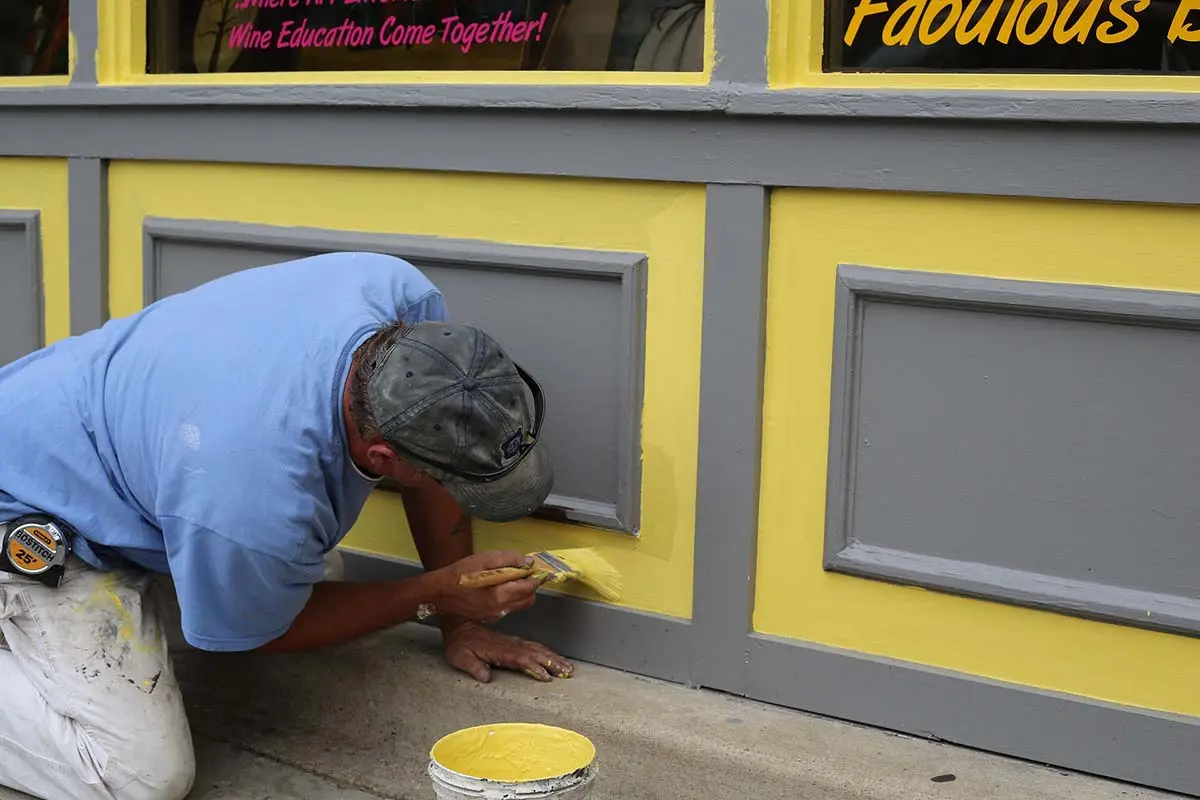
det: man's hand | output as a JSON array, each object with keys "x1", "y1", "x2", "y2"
[
  {"x1": 443, "y1": 621, "x2": 574, "y2": 683},
  {"x1": 431, "y1": 551, "x2": 543, "y2": 624}
]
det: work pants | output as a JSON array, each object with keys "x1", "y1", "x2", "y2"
[{"x1": 0, "y1": 550, "x2": 345, "y2": 800}]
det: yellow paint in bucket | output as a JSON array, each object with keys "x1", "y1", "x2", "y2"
[{"x1": 428, "y1": 723, "x2": 597, "y2": 799}]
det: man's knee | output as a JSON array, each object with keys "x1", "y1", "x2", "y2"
[{"x1": 108, "y1": 728, "x2": 196, "y2": 800}]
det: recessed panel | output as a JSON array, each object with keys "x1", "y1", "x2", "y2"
[
  {"x1": 826, "y1": 265, "x2": 1200, "y2": 635},
  {"x1": 145, "y1": 221, "x2": 645, "y2": 532}
]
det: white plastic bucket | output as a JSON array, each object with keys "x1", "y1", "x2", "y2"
[{"x1": 428, "y1": 723, "x2": 598, "y2": 800}]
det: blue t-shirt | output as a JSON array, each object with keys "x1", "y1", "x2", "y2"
[{"x1": 0, "y1": 252, "x2": 447, "y2": 652}]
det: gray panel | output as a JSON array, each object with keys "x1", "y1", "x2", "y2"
[
  {"x1": 0, "y1": 211, "x2": 43, "y2": 367},
  {"x1": 68, "y1": 158, "x2": 108, "y2": 334},
  {"x1": 747, "y1": 633, "x2": 1200, "y2": 796},
  {"x1": 689, "y1": 185, "x2": 768, "y2": 694},
  {"x1": 339, "y1": 549, "x2": 691, "y2": 682},
  {"x1": 4, "y1": 83, "x2": 1200, "y2": 126},
  {"x1": 825, "y1": 265, "x2": 1200, "y2": 637},
  {"x1": 143, "y1": 219, "x2": 646, "y2": 533},
  {"x1": 1, "y1": 107, "x2": 1198, "y2": 206}
]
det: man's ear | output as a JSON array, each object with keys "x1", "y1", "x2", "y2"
[{"x1": 365, "y1": 442, "x2": 399, "y2": 476}]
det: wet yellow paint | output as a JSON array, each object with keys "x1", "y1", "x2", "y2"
[
  {"x1": 431, "y1": 723, "x2": 595, "y2": 783},
  {"x1": 0, "y1": 159, "x2": 70, "y2": 344}
]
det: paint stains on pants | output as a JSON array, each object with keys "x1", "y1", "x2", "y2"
[{"x1": 0, "y1": 557, "x2": 195, "y2": 800}]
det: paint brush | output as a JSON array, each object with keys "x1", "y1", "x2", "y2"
[{"x1": 459, "y1": 547, "x2": 622, "y2": 603}]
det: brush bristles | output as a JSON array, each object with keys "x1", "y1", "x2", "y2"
[{"x1": 541, "y1": 547, "x2": 622, "y2": 603}]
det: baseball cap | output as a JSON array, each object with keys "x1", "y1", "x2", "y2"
[{"x1": 366, "y1": 321, "x2": 553, "y2": 522}]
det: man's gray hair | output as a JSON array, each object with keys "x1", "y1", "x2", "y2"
[{"x1": 347, "y1": 319, "x2": 408, "y2": 441}]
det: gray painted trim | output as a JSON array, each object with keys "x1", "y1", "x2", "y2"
[
  {"x1": 339, "y1": 548, "x2": 692, "y2": 682},
  {"x1": 141, "y1": 218, "x2": 646, "y2": 533},
  {"x1": 68, "y1": 158, "x2": 108, "y2": 335},
  {"x1": 3, "y1": 83, "x2": 1200, "y2": 126},
  {"x1": 339, "y1": 547, "x2": 1200, "y2": 794},
  {"x1": 2, "y1": 108, "x2": 1199, "y2": 206},
  {"x1": 711, "y1": 2, "x2": 768, "y2": 84},
  {"x1": 824, "y1": 264, "x2": 1200, "y2": 638},
  {"x1": 68, "y1": 0, "x2": 99, "y2": 85},
  {"x1": 747, "y1": 633, "x2": 1200, "y2": 796},
  {"x1": 0, "y1": 210, "x2": 44, "y2": 351},
  {"x1": 688, "y1": 185, "x2": 768, "y2": 695}
]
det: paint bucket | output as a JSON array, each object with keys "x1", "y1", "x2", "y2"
[{"x1": 428, "y1": 723, "x2": 597, "y2": 799}]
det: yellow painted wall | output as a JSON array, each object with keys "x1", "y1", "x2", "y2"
[
  {"x1": 756, "y1": 189, "x2": 1200, "y2": 718},
  {"x1": 0, "y1": 158, "x2": 71, "y2": 345},
  {"x1": 107, "y1": 162, "x2": 705, "y2": 619},
  {"x1": 768, "y1": 0, "x2": 1200, "y2": 91}
]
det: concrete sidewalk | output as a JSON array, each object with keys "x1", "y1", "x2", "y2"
[{"x1": 0, "y1": 623, "x2": 1185, "y2": 800}]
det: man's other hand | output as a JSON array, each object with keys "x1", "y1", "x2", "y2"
[
  {"x1": 442, "y1": 621, "x2": 574, "y2": 683},
  {"x1": 432, "y1": 550, "x2": 542, "y2": 624}
]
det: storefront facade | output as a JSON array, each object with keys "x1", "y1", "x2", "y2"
[{"x1": 1, "y1": 0, "x2": 1197, "y2": 794}]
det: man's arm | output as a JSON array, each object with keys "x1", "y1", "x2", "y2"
[
  {"x1": 396, "y1": 480, "x2": 576, "y2": 683},
  {"x1": 257, "y1": 550, "x2": 538, "y2": 654},
  {"x1": 398, "y1": 480, "x2": 477, "y2": 636}
]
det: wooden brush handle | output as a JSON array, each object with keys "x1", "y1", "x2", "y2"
[{"x1": 458, "y1": 566, "x2": 534, "y2": 589}]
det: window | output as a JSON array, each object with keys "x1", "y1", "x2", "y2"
[
  {"x1": 827, "y1": 0, "x2": 1199, "y2": 72},
  {"x1": 145, "y1": 0, "x2": 705, "y2": 73},
  {"x1": 0, "y1": 1, "x2": 69, "y2": 77}
]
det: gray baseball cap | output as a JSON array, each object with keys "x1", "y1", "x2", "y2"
[{"x1": 366, "y1": 321, "x2": 552, "y2": 522}]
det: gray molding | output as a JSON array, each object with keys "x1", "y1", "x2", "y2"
[
  {"x1": 711, "y1": 3, "x2": 768, "y2": 84},
  {"x1": 339, "y1": 547, "x2": 1200, "y2": 794},
  {"x1": 68, "y1": 0, "x2": 100, "y2": 85},
  {"x1": 141, "y1": 218, "x2": 646, "y2": 533},
  {"x1": 339, "y1": 549, "x2": 692, "y2": 682},
  {"x1": 2, "y1": 107, "x2": 1198, "y2": 206},
  {"x1": 3, "y1": 83, "x2": 1200, "y2": 126},
  {"x1": 825, "y1": 264, "x2": 1200, "y2": 638},
  {"x1": 747, "y1": 633, "x2": 1200, "y2": 796},
  {"x1": 688, "y1": 185, "x2": 768, "y2": 695},
  {"x1": 68, "y1": 158, "x2": 108, "y2": 335},
  {"x1": 0, "y1": 210, "x2": 44, "y2": 359}
]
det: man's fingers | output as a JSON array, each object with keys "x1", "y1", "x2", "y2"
[
  {"x1": 522, "y1": 641, "x2": 574, "y2": 678},
  {"x1": 446, "y1": 646, "x2": 493, "y2": 683},
  {"x1": 490, "y1": 578, "x2": 541, "y2": 606},
  {"x1": 520, "y1": 658, "x2": 554, "y2": 683},
  {"x1": 477, "y1": 550, "x2": 535, "y2": 570}
]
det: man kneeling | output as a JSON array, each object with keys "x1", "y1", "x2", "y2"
[{"x1": 0, "y1": 252, "x2": 570, "y2": 800}]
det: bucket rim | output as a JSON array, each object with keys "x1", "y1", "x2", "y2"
[{"x1": 428, "y1": 722, "x2": 597, "y2": 786}]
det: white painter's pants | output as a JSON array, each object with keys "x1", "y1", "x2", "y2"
[{"x1": 0, "y1": 550, "x2": 345, "y2": 800}]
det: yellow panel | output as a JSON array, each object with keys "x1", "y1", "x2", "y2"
[
  {"x1": 100, "y1": 0, "x2": 714, "y2": 84},
  {"x1": 0, "y1": 158, "x2": 71, "y2": 345},
  {"x1": 107, "y1": 162, "x2": 705, "y2": 619},
  {"x1": 769, "y1": 0, "x2": 1200, "y2": 90},
  {"x1": 756, "y1": 189, "x2": 1200, "y2": 717}
]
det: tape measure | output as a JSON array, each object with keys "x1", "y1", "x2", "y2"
[{"x1": 0, "y1": 515, "x2": 73, "y2": 588}]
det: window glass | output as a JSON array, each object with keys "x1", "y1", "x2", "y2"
[
  {"x1": 827, "y1": 0, "x2": 1199, "y2": 72},
  {"x1": 145, "y1": 0, "x2": 705, "y2": 73},
  {"x1": 0, "y1": 1, "x2": 70, "y2": 76}
]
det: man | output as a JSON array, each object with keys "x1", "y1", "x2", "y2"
[{"x1": 0, "y1": 251, "x2": 572, "y2": 800}]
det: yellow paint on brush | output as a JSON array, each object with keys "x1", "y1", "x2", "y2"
[
  {"x1": 756, "y1": 189, "x2": 1200, "y2": 718},
  {"x1": 107, "y1": 162, "x2": 705, "y2": 619},
  {"x1": 0, "y1": 159, "x2": 71, "y2": 344},
  {"x1": 431, "y1": 723, "x2": 595, "y2": 783}
]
